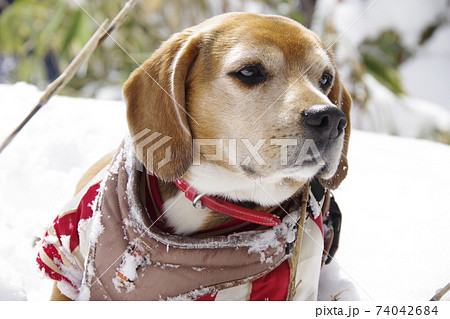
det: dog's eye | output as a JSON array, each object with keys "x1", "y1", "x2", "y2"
[
  {"x1": 319, "y1": 71, "x2": 333, "y2": 91},
  {"x1": 229, "y1": 64, "x2": 268, "y2": 86}
]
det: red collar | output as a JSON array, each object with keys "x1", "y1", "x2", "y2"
[{"x1": 174, "y1": 179, "x2": 281, "y2": 227}]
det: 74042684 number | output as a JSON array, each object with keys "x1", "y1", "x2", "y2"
[{"x1": 376, "y1": 306, "x2": 438, "y2": 316}]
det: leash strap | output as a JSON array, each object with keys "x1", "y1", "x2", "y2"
[{"x1": 174, "y1": 178, "x2": 281, "y2": 227}]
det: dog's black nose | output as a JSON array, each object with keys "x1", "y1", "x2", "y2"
[{"x1": 303, "y1": 105, "x2": 347, "y2": 139}]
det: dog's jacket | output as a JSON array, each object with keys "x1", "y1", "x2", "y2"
[{"x1": 37, "y1": 139, "x2": 325, "y2": 301}]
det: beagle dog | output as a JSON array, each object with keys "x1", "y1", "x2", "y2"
[
  {"x1": 44, "y1": 12, "x2": 351, "y2": 301},
  {"x1": 124, "y1": 12, "x2": 351, "y2": 234}
]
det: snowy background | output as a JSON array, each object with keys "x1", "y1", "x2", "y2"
[{"x1": 1, "y1": 0, "x2": 450, "y2": 301}]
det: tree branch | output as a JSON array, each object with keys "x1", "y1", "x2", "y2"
[
  {"x1": 430, "y1": 281, "x2": 450, "y2": 301},
  {"x1": 0, "y1": 0, "x2": 138, "y2": 155}
]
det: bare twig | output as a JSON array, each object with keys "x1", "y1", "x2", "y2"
[
  {"x1": 0, "y1": 0, "x2": 138, "y2": 155},
  {"x1": 430, "y1": 282, "x2": 450, "y2": 301},
  {"x1": 287, "y1": 183, "x2": 309, "y2": 300},
  {"x1": 331, "y1": 288, "x2": 351, "y2": 301}
]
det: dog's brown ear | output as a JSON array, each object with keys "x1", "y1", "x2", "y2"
[
  {"x1": 123, "y1": 31, "x2": 201, "y2": 181},
  {"x1": 320, "y1": 73, "x2": 352, "y2": 190}
]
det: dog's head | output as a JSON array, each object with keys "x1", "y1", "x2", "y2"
[{"x1": 124, "y1": 13, "x2": 351, "y2": 196}]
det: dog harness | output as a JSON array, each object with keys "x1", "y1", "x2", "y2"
[{"x1": 37, "y1": 138, "x2": 338, "y2": 301}]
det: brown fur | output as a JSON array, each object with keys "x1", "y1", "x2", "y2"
[
  {"x1": 123, "y1": 31, "x2": 200, "y2": 182},
  {"x1": 74, "y1": 151, "x2": 115, "y2": 194}
]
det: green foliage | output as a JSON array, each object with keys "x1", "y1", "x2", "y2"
[
  {"x1": 419, "y1": 18, "x2": 445, "y2": 45},
  {"x1": 359, "y1": 30, "x2": 410, "y2": 95},
  {"x1": 0, "y1": 0, "x2": 309, "y2": 95},
  {"x1": 1, "y1": 0, "x2": 90, "y2": 85},
  {"x1": 0, "y1": 0, "x2": 163, "y2": 92}
]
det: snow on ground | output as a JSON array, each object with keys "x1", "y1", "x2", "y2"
[
  {"x1": 320, "y1": 131, "x2": 450, "y2": 301},
  {"x1": 0, "y1": 83, "x2": 127, "y2": 300},
  {"x1": 0, "y1": 82, "x2": 449, "y2": 301}
]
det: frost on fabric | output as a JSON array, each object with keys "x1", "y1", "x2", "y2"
[
  {"x1": 112, "y1": 240, "x2": 151, "y2": 293},
  {"x1": 51, "y1": 244, "x2": 84, "y2": 300},
  {"x1": 308, "y1": 190, "x2": 321, "y2": 219},
  {"x1": 108, "y1": 147, "x2": 124, "y2": 175},
  {"x1": 123, "y1": 135, "x2": 149, "y2": 238},
  {"x1": 56, "y1": 280, "x2": 79, "y2": 301},
  {"x1": 79, "y1": 171, "x2": 110, "y2": 300},
  {"x1": 49, "y1": 154, "x2": 111, "y2": 300},
  {"x1": 86, "y1": 188, "x2": 105, "y2": 248},
  {"x1": 78, "y1": 189, "x2": 104, "y2": 270},
  {"x1": 153, "y1": 262, "x2": 179, "y2": 270},
  {"x1": 42, "y1": 232, "x2": 58, "y2": 246},
  {"x1": 166, "y1": 286, "x2": 221, "y2": 301},
  {"x1": 245, "y1": 210, "x2": 299, "y2": 263},
  {"x1": 57, "y1": 236, "x2": 84, "y2": 281}
]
